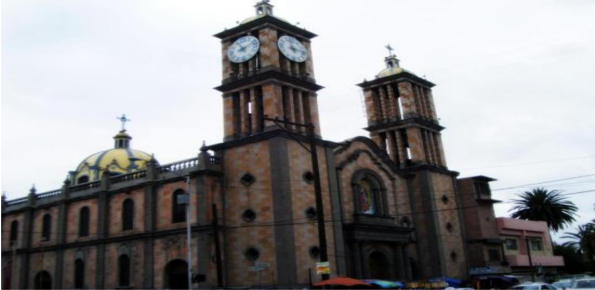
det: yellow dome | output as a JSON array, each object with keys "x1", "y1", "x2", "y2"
[
  {"x1": 377, "y1": 67, "x2": 413, "y2": 78},
  {"x1": 72, "y1": 130, "x2": 155, "y2": 184},
  {"x1": 375, "y1": 55, "x2": 417, "y2": 79}
]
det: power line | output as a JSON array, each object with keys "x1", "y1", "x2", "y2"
[
  {"x1": 492, "y1": 174, "x2": 595, "y2": 191},
  {"x1": 458, "y1": 155, "x2": 595, "y2": 171}
]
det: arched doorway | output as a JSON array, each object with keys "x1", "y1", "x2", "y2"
[
  {"x1": 164, "y1": 259, "x2": 188, "y2": 290},
  {"x1": 34, "y1": 271, "x2": 52, "y2": 289},
  {"x1": 368, "y1": 251, "x2": 390, "y2": 279}
]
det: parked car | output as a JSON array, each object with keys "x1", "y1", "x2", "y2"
[
  {"x1": 512, "y1": 282, "x2": 558, "y2": 290},
  {"x1": 553, "y1": 279, "x2": 572, "y2": 289},
  {"x1": 570, "y1": 278, "x2": 595, "y2": 290}
]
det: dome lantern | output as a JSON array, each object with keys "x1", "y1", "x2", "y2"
[{"x1": 71, "y1": 117, "x2": 156, "y2": 185}]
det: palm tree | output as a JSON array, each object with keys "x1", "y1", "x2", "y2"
[
  {"x1": 509, "y1": 187, "x2": 578, "y2": 232},
  {"x1": 563, "y1": 221, "x2": 595, "y2": 261}
]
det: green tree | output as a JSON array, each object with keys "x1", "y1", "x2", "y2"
[
  {"x1": 563, "y1": 220, "x2": 595, "y2": 261},
  {"x1": 509, "y1": 187, "x2": 578, "y2": 232}
]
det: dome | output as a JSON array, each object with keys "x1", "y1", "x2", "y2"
[
  {"x1": 240, "y1": 0, "x2": 289, "y2": 25},
  {"x1": 240, "y1": 14, "x2": 289, "y2": 25},
  {"x1": 72, "y1": 130, "x2": 156, "y2": 184},
  {"x1": 375, "y1": 54, "x2": 417, "y2": 79},
  {"x1": 376, "y1": 67, "x2": 416, "y2": 78}
]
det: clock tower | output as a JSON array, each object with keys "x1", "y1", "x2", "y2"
[
  {"x1": 212, "y1": 1, "x2": 333, "y2": 287},
  {"x1": 214, "y1": 0, "x2": 323, "y2": 141}
]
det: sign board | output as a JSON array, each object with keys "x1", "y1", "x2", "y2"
[
  {"x1": 469, "y1": 266, "x2": 510, "y2": 275},
  {"x1": 316, "y1": 262, "x2": 330, "y2": 275}
]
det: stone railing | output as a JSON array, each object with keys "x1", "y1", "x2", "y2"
[
  {"x1": 6, "y1": 196, "x2": 28, "y2": 206},
  {"x1": 209, "y1": 156, "x2": 221, "y2": 165},
  {"x1": 157, "y1": 158, "x2": 199, "y2": 173},
  {"x1": 110, "y1": 170, "x2": 147, "y2": 184},
  {"x1": 36, "y1": 189, "x2": 62, "y2": 200},
  {"x1": 69, "y1": 181, "x2": 101, "y2": 193}
]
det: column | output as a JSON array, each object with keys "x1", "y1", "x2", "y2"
[
  {"x1": 240, "y1": 89, "x2": 251, "y2": 136},
  {"x1": 302, "y1": 40, "x2": 315, "y2": 79},
  {"x1": 388, "y1": 130, "x2": 400, "y2": 166},
  {"x1": 397, "y1": 82, "x2": 417, "y2": 118},
  {"x1": 286, "y1": 87, "x2": 296, "y2": 131},
  {"x1": 364, "y1": 90, "x2": 379, "y2": 125},
  {"x1": 294, "y1": 88, "x2": 305, "y2": 133},
  {"x1": 427, "y1": 131, "x2": 439, "y2": 166},
  {"x1": 406, "y1": 127, "x2": 426, "y2": 164},
  {"x1": 387, "y1": 85, "x2": 400, "y2": 121},
  {"x1": 258, "y1": 28, "x2": 280, "y2": 68},
  {"x1": 262, "y1": 83, "x2": 282, "y2": 131},
  {"x1": 433, "y1": 133, "x2": 447, "y2": 167},
  {"x1": 378, "y1": 86, "x2": 388, "y2": 122},
  {"x1": 221, "y1": 41, "x2": 232, "y2": 79},
  {"x1": 421, "y1": 130, "x2": 434, "y2": 165},
  {"x1": 223, "y1": 95, "x2": 235, "y2": 141},
  {"x1": 251, "y1": 87, "x2": 261, "y2": 133},
  {"x1": 412, "y1": 85, "x2": 424, "y2": 118},
  {"x1": 425, "y1": 89, "x2": 438, "y2": 121},
  {"x1": 309, "y1": 93, "x2": 322, "y2": 136},
  {"x1": 396, "y1": 130, "x2": 408, "y2": 167}
]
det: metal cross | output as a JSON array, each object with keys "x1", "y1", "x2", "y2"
[
  {"x1": 117, "y1": 114, "x2": 131, "y2": 131},
  {"x1": 385, "y1": 44, "x2": 394, "y2": 57}
]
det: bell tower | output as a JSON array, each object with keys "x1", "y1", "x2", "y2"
[
  {"x1": 214, "y1": 0, "x2": 323, "y2": 142},
  {"x1": 358, "y1": 48, "x2": 447, "y2": 169}
]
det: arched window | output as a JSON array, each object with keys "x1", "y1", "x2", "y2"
[
  {"x1": 122, "y1": 199, "x2": 134, "y2": 231},
  {"x1": 74, "y1": 259, "x2": 85, "y2": 289},
  {"x1": 358, "y1": 179, "x2": 377, "y2": 214},
  {"x1": 10, "y1": 221, "x2": 18, "y2": 245},
  {"x1": 172, "y1": 190, "x2": 187, "y2": 223},
  {"x1": 118, "y1": 254, "x2": 130, "y2": 287},
  {"x1": 42, "y1": 214, "x2": 52, "y2": 241},
  {"x1": 79, "y1": 207, "x2": 90, "y2": 237},
  {"x1": 77, "y1": 175, "x2": 89, "y2": 184},
  {"x1": 352, "y1": 170, "x2": 387, "y2": 216},
  {"x1": 33, "y1": 271, "x2": 52, "y2": 289}
]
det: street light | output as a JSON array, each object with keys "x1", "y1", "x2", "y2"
[{"x1": 174, "y1": 174, "x2": 194, "y2": 290}]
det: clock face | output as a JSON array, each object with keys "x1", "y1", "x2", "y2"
[
  {"x1": 278, "y1": 36, "x2": 307, "y2": 63},
  {"x1": 227, "y1": 36, "x2": 260, "y2": 63}
]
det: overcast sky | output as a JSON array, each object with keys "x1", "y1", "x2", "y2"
[{"x1": 2, "y1": 0, "x2": 595, "y2": 241}]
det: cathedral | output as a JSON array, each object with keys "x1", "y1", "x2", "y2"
[{"x1": 2, "y1": 1, "x2": 505, "y2": 289}]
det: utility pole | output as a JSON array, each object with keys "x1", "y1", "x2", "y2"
[
  {"x1": 525, "y1": 237, "x2": 535, "y2": 282},
  {"x1": 185, "y1": 176, "x2": 193, "y2": 290},
  {"x1": 263, "y1": 116, "x2": 330, "y2": 280},
  {"x1": 212, "y1": 204, "x2": 224, "y2": 287}
]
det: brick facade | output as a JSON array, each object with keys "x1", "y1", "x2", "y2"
[{"x1": 1, "y1": 2, "x2": 503, "y2": 288}]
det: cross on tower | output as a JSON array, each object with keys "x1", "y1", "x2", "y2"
[
  {"x1": 385, "y1": 44, "x2": 395, "y2": 57},
  {"x1": 117, "y1": 114, "x2": 131, "y2": 131}
]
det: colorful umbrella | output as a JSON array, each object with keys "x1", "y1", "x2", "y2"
[
  {"x1": 313, "y1": 277, "x2": 373, "y2": 288},
  {"x1": 363, "y1": 279, "x2": 404, "y2": 288}
]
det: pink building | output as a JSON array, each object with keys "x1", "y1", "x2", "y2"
[{"x1": 496, "y1": 218, "x2": 564, "y2": 279}]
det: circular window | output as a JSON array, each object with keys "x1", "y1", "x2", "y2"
[
  {"x1": 242, "y1": 209, "x2": 256, "y2": 222},
  {"x1": 441, "y1": 195, "x2": 449, "y2": 204},
  {"x1": 305, "y1": 207, "x2": 318, "y2": 220},
  {"x1": 309, "y1": 246, "x2": 320, "y2": 259},
  {"x1": 245, "y1": 248, "x2": 260, "y2": 261},
  {"x1": 240, "y1": 173, "x2": 256, "y2": 186},
  {"x1": 303, "y1": 171, "x2": 315, "y2": 184},
  {"x1": 400, "y1": 216, "x2": 412, "y2": 228}
]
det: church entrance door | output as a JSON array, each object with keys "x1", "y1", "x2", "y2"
[
  {"x1": 369, "y1": 251, "x2": 390, "y2": 279},
  {"x1": 33, "y1": 271, "x2": 52, "y2": 289},
  {"x1": 164, "y1": 259, "x2": 189, "y2": 290}
]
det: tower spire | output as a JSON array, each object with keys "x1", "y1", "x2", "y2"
[
  {"x1": 254, "y1": 0, "x2": 274, "y2": 16},
  {"x1": 384, "y1": 44, "x2": 400, "y2": 69}
]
